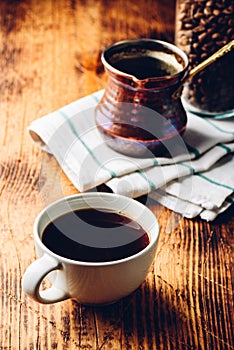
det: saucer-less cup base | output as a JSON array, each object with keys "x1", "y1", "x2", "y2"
[{"x1": 22, "y1": 193, "x2": 159, "y2": 305}]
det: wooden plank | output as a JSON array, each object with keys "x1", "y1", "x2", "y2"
[{"x1": 0, "y1": 0, "x2": 233, "y2": 349}]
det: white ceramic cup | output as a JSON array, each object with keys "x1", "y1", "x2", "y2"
[{"x1": 22, "y1": 193, "x2": 159, "y2": 305}]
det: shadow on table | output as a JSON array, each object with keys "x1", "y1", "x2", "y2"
[{"x1": 70, "y1": 280, "x2": 190, "y2": 349}]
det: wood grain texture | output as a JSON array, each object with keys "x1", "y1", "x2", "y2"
[{"x1": 0, "y1": 0, "x2": 233, "y2": 349}]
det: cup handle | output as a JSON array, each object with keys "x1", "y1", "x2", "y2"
[{"x1": 22, "y1": 254, "x2": 69, "y2": 304}]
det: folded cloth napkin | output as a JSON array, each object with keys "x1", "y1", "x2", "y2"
[{"x1": 28, "y1": 90, "x2": 234, "y2": 221}]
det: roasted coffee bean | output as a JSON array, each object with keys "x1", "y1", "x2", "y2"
[{"x1": 175, "y1": 0, "x2": 234, "y2": 115}]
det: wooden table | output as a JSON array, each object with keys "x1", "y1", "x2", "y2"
[{"x1": 0, "y1": 1, "x2": 233, "y2": 349}]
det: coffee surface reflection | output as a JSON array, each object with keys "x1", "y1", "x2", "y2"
[{"x1": 42, "y1": 208, "x2": 149, "y2": 262}]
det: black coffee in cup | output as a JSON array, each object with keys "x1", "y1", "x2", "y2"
[{"x1": 42, "y1": 208, "x2": 149, "y2": 262}]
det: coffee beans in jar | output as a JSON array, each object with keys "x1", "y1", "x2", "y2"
[{"x1": 175, "y1": 0, "x2": 234, "y2": 117}]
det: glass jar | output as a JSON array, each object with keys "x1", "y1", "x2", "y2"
[{"x1": 175, "y1": 0, "x2": 234, "y2": 117}]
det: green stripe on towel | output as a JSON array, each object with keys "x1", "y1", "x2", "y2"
[
  {"x1": 91, "y1": 93, "x2": 100, "y2": 103},
  {"x1": 180, "y1": 162, "x2": 195, "y2": 174},
  {"x1": 58, "y1": 109, "x2": 116, "y2": 178},
  {"x1": 218, "y1": 143, "x2": 233, "y2": 153},
  {"x1": 203, "y1": 118, "x2": 234, "y2": 135},
  {"x1": 196, "y1": 173, "x2": 234, "y2": 192},
  {"x1": 137, "y1": 170, "x2": 156, "y2": 191},
  {"x1": 186, "y1": 144, "x2": 200, "y2": 158}
]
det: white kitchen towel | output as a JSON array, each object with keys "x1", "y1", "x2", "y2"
[{"x1": 28, "y1": 90, "x2": 234, "y2": 220}]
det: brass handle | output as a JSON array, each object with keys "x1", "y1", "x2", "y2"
[
  {"x1": 173, "y1": 39, "x2": 234, "y2": 99},
  {"x1": 186, "y1": 39, "x2": 234, "y2": 81}
]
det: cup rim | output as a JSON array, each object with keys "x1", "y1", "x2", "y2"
[{"x1": 33, "y1": 192, "x2": 160, "y2": 266}]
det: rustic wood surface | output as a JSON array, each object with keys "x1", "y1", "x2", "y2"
[{"x1": 0, "y1": 0, "x2": 233, "y2": 349}]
